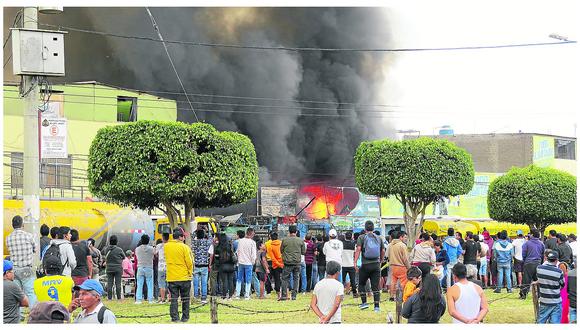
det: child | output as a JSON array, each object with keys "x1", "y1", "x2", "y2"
[
  {"x1": 402, "y1": 266, "x2": 422, "y2": 303},
  {"x1": 255, "y1": 241, "x2": 270, "y2": 299}
]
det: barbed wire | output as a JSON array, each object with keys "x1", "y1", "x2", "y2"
[{"x1": 115, "y1": 301, "x2": 207, "y2": 319}]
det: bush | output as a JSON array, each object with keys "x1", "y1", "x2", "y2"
[{"x1": 488, "y1": 165, "x2": 576, "y2": 233}]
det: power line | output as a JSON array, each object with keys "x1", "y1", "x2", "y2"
[
  {"x1": 4, "y1": 96, "x2": 573, "y2": 118},
  {"x1": 144, "y1": 8, "x2": 198, "y2": 122},
  {"x1": 5, "y1": 81, "x2": 402, "y2": 107},
  {"x1": 35, "y1": 20, "x2": 577, "y2": 53},
  {"x1": 4, "y1": 82, "x2": 579, "y2": 114}
]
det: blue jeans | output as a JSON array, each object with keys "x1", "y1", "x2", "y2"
[
  {"x1": 300, "y1": 262, "x2": 307, "y2": 292},
  {"x1": 570, "y1": 307, "x2": 577, "y2": 323},
  {"x1": 14, "y1": 268, "x2": 37, "y2": 307},
  {"x1": 252, "y1": 272, "x2": 261, "y2": 297},
  {"x1": 537, "y1": 303, "x2": 562, "y2": 323},
  {"x1": 312, "y1": 263, "x2": 319, "y2": 287},
  {"x1": 136, "y1": 266, "x2": 154, "y2": 302},
  {"x1": 193, "y1": 266, "x2": 208, "y2": 299},
  {"x1": 446, "y1": 261, "x2": 457, "y2": 289},
  {"x1": 497, "y1": 263, "x2": 512, "y2": 290},
  {"x1": 235, "y1": 264, "x2": 253, "y2": 298}
]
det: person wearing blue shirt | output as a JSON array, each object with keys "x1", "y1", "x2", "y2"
[
  {"x1": 492, "y1": 231, "x2": 514, "y2": 293},
  {"x1": 443, "y1": 228, "x2": 463, "y2": 289}
]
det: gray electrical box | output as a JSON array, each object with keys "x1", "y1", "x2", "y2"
[{"x1": 11, "y1": 28, "x2": 66, "y2": 76}]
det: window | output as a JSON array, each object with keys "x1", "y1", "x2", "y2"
[
  {"x1": 554, "y1": 139, "x2": 576, "y2": 160},
  {"x1": 117, "y1": 96, "x2": 137, "y2": 122},
  {"x1": 10, "y1": 152, "x2": 72, "y2": 189}
]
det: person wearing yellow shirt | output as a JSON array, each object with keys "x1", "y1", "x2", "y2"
[
  {"x1": 164, "y1": 228, "x2": 193, "y2": 323},
  {"x1": 33, "y1": 264, "x2": 74, "y2": 307},
  {"x1": 403, "y1": 266, "x2": 422, "y2": 303}
]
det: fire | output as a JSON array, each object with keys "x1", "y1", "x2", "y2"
[{"x1": 298, "y1": 185, "x2": 344, "y2": 220}]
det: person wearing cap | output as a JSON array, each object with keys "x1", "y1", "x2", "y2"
[
  {"x1": 536, "y1": 250, "x2": 565, "y2": 323},
  {"x1": 164, "y1": 228, "x2": 193, "y2": 322},
  {"x1": 512, "y1": 230, "x2": 526, "y2": 287},
  {"x1": 68, "y1": 279, "x2": 116, "y2": 323},
  {"x1": 4, "y1": 259, "x2": 30, "y2": 323},
  {"x1": 28, "y1": 301, "x2": 70, "y2": 323},
  {"x1": 323, "y1": 229, "x2": 344, "y2": 282},
  {"x1": 33, "y1": 260, "x2": 75, "y2": 307}
]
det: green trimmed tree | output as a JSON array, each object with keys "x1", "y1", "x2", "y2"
[
  {"x1": 354, "y1": 137, "x2": 474, "y2": 248},
  {"x1": 88, "y1": 121, "x2": 258, "y2": 245},
  {"x1": 488, "y1": 165, "x2": 576, "y2": 236}
]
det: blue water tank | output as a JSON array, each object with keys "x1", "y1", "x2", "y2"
[{"x1": 439, "y1": 125, "x2": 454, "y2": 135}]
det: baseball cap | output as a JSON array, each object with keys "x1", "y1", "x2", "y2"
[
  {"x1": 28, "y1": 301, "x2": 70, "y2": 323},
  {"x1": 547, "y1": 251, "x2": 559, "y2": 261},
  {"x1": 74, "y1": 279, "x2": 105, "y2": 296},
  {"x1": 329, "y1": 229, "x2": 337, "y2": 237},
  {"x1": 3, "y1": 259, "x2": 14, "y2": 274},
  {"x1": 516, "y1": 229, "x2": 523, "y2": 235}
]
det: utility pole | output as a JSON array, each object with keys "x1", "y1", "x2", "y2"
[{"x1": 22, "y1": 7, "x2": 41, "y2": 261}]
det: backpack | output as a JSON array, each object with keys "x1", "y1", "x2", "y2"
[
  {"x1": 363, "y1": 233, "x2": 381, "y2": 260},
  {"x1": 220, "y1": 242, "x2": 237, "y2": 264},
  {"x1": 42, "y1": 242, "x2": 68, "y2": 275},
  {"x1": 97, "y1": 305, "x2": 108, "y2": 323},
  {"x1": 36, "y1": 244, "x2": 53, "y2": 278}
]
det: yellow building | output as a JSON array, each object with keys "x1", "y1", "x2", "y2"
[{"x1": 3, "y1": 81, "x2": 177, "y2": 200}]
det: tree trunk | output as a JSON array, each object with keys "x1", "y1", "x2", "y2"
[
  {"x1": 184, "y1": 203, "x2": 194, "y2": 247},
  {"x1": 163, "y1": 201, "x2": 179, "y2": 230},
  {"x1": 403, "y1": 211, "x2": 418, "y2": 250}
]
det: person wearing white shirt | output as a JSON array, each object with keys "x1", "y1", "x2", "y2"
[
  {"x1": 511, "y1": 231, "x2": 526, "y2": 287},
  {"x1": 323, "y1": 229, "x2": 344, "y2": 282},
  {"x1": 234, "y1": 228, "x2": 257, "y2": 299}
]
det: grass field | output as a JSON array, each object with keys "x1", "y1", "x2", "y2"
[{"x1": 97, "y1": 289, "x2": 536, "y2": 324}]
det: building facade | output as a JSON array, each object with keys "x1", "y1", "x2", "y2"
[{"x1": 3, "y1": 81, "x2": 177, "y2": 200}]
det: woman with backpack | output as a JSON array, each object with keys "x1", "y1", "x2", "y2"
[
  {"x1": 214, "y1": 233, "x2": 236, "y2": 299},
  {"x1": 102, "y1": 235, "x2": 126, "y2": 300}
]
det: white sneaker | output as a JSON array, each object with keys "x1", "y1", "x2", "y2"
[
  {"x1": 135, "y1": 301, "x2": 142, "y2": 304},
  {"x1": 244, "y1": 297, "x2": 251, "y2": 300},
  {"x1": 234, "y1": 296, "x2": 240, "y2": 300}
]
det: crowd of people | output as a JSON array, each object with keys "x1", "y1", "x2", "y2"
[{"x1": 3, "y1": 213, "x2": 577, "y2": 324}]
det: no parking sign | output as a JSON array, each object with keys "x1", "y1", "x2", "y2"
[{"x1": 41, "y1": 118, "x2": 67, "y2": 159}]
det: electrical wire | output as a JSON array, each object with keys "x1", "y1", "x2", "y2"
[
  {"x1": 5, "y1": 83, "x2": 578, "y2": 115},
  {"x1": 2, "y1": 9, "x2": 22, "y2": 49},
  {"x1": 3, "y1": 96, "x2": 573, "y2": 119},
  {"x1": 145, "y1": 8, "x2": 199, "y2": 122},
  {"x1": 34, "y1": 20, "x2": 577, "y2": 53}
]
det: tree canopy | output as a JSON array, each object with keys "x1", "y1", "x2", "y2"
[
  {"x1": 488, "y1": 165, "x2": 576, "y2": 233},
  {"x1": 88, "y1": 120, "x2": 258, "y2": 239},
  {"x1": 355, "y1": 137, "x2": 474, "y2": 246}
]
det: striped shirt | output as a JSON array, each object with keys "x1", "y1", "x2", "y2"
[
  {"x1": 6, "y1": 229, "x2": 36, "y2": 267},
  {"x1": 536, "y1": 263, "x2": 565, "y2": 305}
]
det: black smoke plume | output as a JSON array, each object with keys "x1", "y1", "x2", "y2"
[{"x1": 4, "y1": 7, "x2": 396, "y2": 184}]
